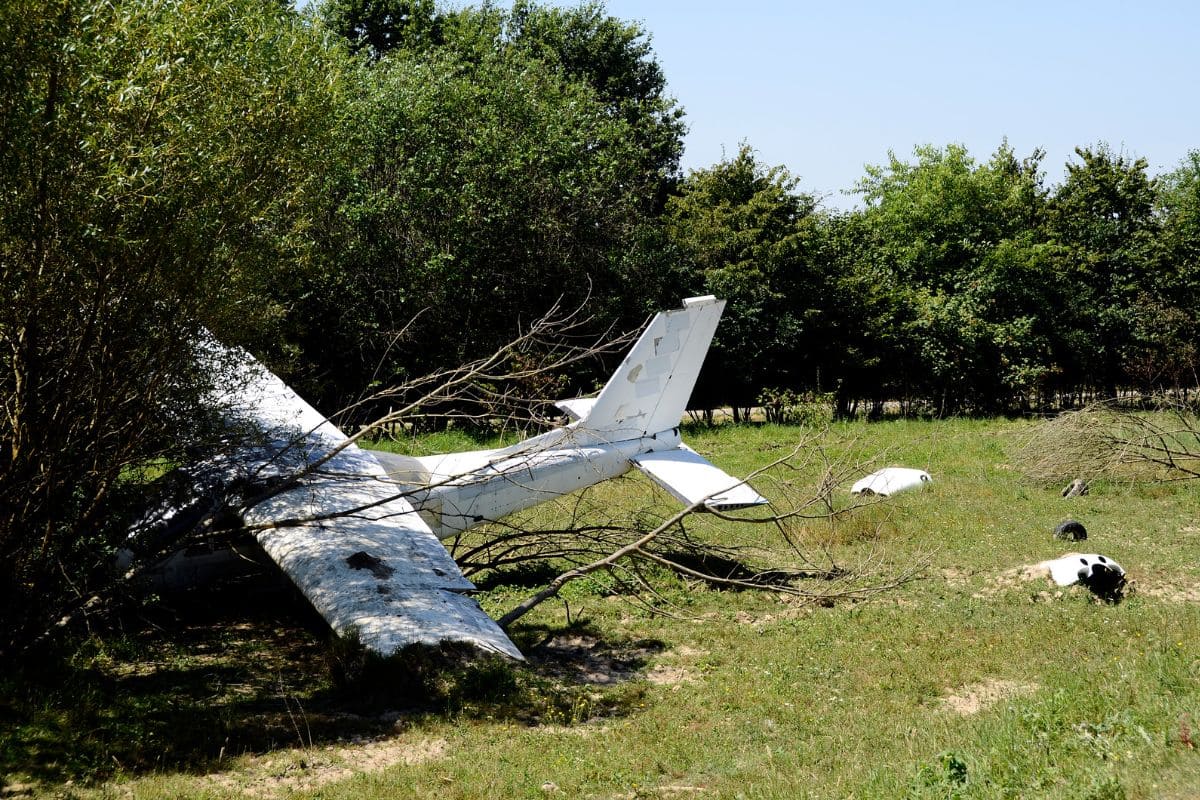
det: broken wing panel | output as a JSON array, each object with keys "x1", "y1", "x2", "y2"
[
  {"x1": 554, "y1": 397, "x2": 596, "y2": 422},
  {"x1": 631, "y1": 445, "x2": 768, "y2": 511},
  {"x1": 216, "y1": 345, "x2": 522, "y2": 660},
  {"x1": 849, "y1": 467, "x2": 932, "y2": 497}
]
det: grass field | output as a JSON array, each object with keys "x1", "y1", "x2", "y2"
[{"x1": 3, "y1": 418, "x2": 1199, "y2": 798}]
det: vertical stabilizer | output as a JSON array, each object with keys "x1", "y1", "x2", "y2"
[{"x1": 580, "y1": 296, "x2": 724, "y2": 440}]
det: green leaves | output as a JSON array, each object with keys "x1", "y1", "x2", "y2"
[
  {"x1": 665, "y1": 146, "x2": 818, "y2": 411},
  {"x1": 0, "y1": 0, "x2": 353, "y2": 652}
]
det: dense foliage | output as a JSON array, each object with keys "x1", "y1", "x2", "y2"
[
  {"x1": 3, "y1": 0, "x2": 1200, "y2": 653},
  {"x1": 0, "y1": 0, "x2": 350, "y2": 653}
]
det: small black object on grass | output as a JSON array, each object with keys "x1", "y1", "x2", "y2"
[
  {"x1": 1054, "y1": 520, "x2": 1088, "y2": 541},
  {"x1": 1077, "y1": 555, "x2": 1125, "y2": 603}
]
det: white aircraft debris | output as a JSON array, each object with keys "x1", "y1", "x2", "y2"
[
  {"x1": 850, "y1": 467, "x2": 932, "y2": 497},
  {"x1": 216, "y1": 345, "x2": 524, "y2": 659},
  {"x1": 377, "y1": 296, "x2": 767, "y2": 537},
  {"x1": 1042, "y1": 553, "x2": 1125, "y2": 589}
]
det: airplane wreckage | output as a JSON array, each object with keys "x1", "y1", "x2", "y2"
[
  {"x1": 121, "y1": 296, "x2": 1129, "y2": 662},
  {"x1": 125, "y1": 297, "x2": 769, "y2": 660}
]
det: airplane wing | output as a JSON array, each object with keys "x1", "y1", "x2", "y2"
[{"x1": 211, "y1": 345, "x2": 522, "y2": 659}]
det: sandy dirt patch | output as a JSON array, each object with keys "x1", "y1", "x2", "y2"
[
  {"x1": 972, "y1": 554, "x2": 1110, "y2": 599},
  {"x1": 645, "y1": 664, "x2": 694, "y2": 686},
  {"x1": 972, "y1": 561, "x2": 1057, "y2": 599},
  {"x1": 1134, "y1": 580, "x2": 1200, "y2": 603},
  {"x1": 645, "y1": 645, "x2": 711, "y2": 687},
  {"x1": 941, "y1": 678, "x2": 1038, "y2": 716},
  {"x1": 204, "y1": 736, "x2": 447, "y2": 798}
]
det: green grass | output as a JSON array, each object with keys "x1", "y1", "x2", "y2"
[{"x1": 4, "y1": 418, "x2": 1200, "y2": 798}]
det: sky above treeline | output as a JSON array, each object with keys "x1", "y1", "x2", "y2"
[
  {"x1": 301, "y1": 0, "x2": 1200, "y2": 210},
  {"x1": 600, "y1": 0, "x2": 1199, "y2": 209}
]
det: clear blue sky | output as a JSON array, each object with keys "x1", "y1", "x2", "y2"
[{"x1": 598, "y1": 0, "x2": 1199, "y2": 209}]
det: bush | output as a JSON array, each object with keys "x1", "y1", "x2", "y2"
[
  {"x1": 757, "y1": 387, "x2": 834, "y2": 427},
  {"x1": 0, "y1": 0, "x2": 351, "y2": 656}
]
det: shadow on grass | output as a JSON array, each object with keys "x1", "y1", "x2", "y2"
[
  {"x1": 0, "y1": 584, "x2": 651, "y2": 788},
  {"x1": 470, "y1": 561, "x2": 564, "y2": 591}
]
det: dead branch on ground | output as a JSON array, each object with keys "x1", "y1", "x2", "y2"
[{"x1": 457, "y1": 433, "x2": 932, "y2": 627}]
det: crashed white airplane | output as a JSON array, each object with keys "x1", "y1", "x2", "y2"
[{"x1": 142, "y1": 296, "x2": 765, "y2": 660}]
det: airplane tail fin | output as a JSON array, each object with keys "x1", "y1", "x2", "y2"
[
  {"x1": 554, "y1": 295, "x2": 768, "y2": 512},
  {"x1": 562, "y1": 296, "x2": 724, "y2": 440}
]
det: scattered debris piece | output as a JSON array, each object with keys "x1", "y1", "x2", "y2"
[
  {"x1": 1054, "y1": 520, "x2": 1088, "y2": 541},
  {"x1": 850, "y1": 467, "x2": 932, "y2": 497},
  {"x1": 975, "y1": 554, "x2": 1127, "y2": 602},
  {"x1": 1042, "y1": 553, "x2": 1126, "y2": 601},
  {"x1": 1062, "y1": 478, "x2": 1089, "y2": 497}
]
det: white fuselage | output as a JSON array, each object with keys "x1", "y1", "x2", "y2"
[{"x1": 397, "y1": 427, "x2": 684, "y2": 538}]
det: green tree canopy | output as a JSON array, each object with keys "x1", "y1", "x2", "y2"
[
  {"x1": 288, "y1": 44, "x2": 656, "y2": 413},
  {"x1": 665, "y1": 145, "x2": 817, "y2": 415},
  {"x1": 856, "y1": 142, "x2": 1045, "y2": 290},
  {"x1": 0, "y1": 0, "x2": 351, "y2": 653},
  {"x1": 848, "y1": 142, "x2": 1057, "y2": 412},
  {"x1": 319, "y1": 0, "x2": 444, "y2": 56},
  {"x1": 1047, "y1": 145, "x2": 1164, "y2": 394}
]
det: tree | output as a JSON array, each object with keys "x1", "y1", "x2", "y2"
[
  {"x1": 287, "y1": 45, "x2": 653, "y2": 418},
  {"x1": 855, "y1": 142, "x2": 1044, "y2": 291},
  {"x1": 297, "y1": 2, "x2": 686, "y2": 417},
  {"x1": 805, "y1": 212, "x2": 922, "y2": 419},
  {"x1": 1047, "y1": 144, "x2": 1163, "y2": 397},
  {"x1": 850, "y1": 142, "x2": 1054, "y2": 413},
  {"x1": 1160, "y1": 150, "x2": 1200, "y2": 275},
  {"x1": 0, "y1": 0, "x2": 351, "y2": 655},
  {"x1": 665, "y1": 145, "x2": 818, "y2": 417},
  {"x1": 1144, "y1": 150, "x2": 1200, "y2": 392},
  {"x1": 318, "y1": 0, "x2": 444, "y2": 57},
  {"x1": 319, "y1": 0, "x2": 685, "y2": 196},
  {"x1": 503, "y1": 0, "x2": 686, "y2": 198}
]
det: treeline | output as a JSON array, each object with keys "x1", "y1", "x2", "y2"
[
  {"x1": 684, "y1": 142, "x2": 1200, "y2": 419},
  {"x1": 288, "y1": 1, "x2": 1200, "y2": 424},
  {"x1": 3, "y1": 0, "x2": 1200, "y2": 650}
]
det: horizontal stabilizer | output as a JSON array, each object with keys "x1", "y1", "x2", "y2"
[
  {"x1": 554, "y1": 397, "x2": 596, "y2": 422},
  {"x1": 632, "y1": 445, "x2": 768, "y2": 511}
]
